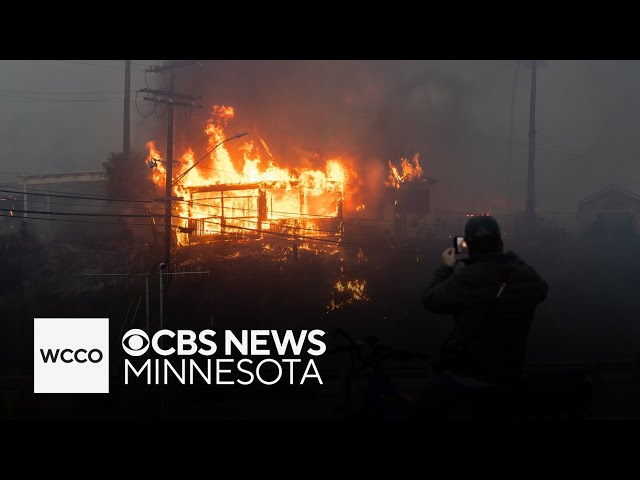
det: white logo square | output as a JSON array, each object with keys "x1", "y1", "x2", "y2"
[{"x1": 34, "y1": 318, "x2": 109, "y2": 393}]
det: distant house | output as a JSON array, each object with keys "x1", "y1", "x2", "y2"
[
  {"x1": 15, "y1": 171, "x2": 108, "y2": 241},
  {"x1": 577, "y1": 184, "x2": 640, "y2": 235}
]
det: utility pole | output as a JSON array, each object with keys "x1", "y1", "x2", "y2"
[
  {"x1": 164, "y1": 70, "x2": 175, "y2": 272},
  {"x1": 525, "y1": 60, "x2": 537, "y2": 222},
  {"x1": 139, "y1": 61, "x2": 202, "y2": 271},
  {"x1": 507, "y1": 60, "x2": 520, "y2": 215},
  {"x1": 123, "y1": 60, "x2": 131, "y2": 159}
]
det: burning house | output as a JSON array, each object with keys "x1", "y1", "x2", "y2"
[
  {"x1": 384, "y1": 154, "x2": 437, "y2": 240},
  {"x1": 145, "y1": 104, "x2": 438, "y2": 249},
  {"x1": 146, "y1": 105, "x2": 375, "y2": 248}
]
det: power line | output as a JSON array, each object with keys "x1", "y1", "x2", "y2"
[
  {"x1": 172, "y1": 215, "x2": 470, "y2": 254},
  {"x1": 0, "y1": 170, "x2": 35, "y2": 176},
  {"x1": 178, "y1": 211, "x2": 357, "y2": 237},
  {"x1": 0, "y1": 188, "x2": 159, "y2": 204},
  {"x1": 135, "y1": 91, "x2": 155, "y2": 117},
  {"x1": 180, "y1": 197, "x2": 394, "y2": 223},
  {"x1": 0, "y1": 195, "x2": 154, "y2": 211},
  {"x1": 177, "y1": 212, "x2": 499, "y2": 238},
  {"x1": 171, "y1": 133, "x2": 247, "y2": 187},
  {"x1": 18, "y1": 184, "x2": 158, "y2": 201},
  {"x1": 3, "y1": 186, "x2": 570, "y2": 223},
  {"x1": 173, "y1": 215, "x2": 363, "y2": 248},
  {"x1": 58, "y1": 60, "x2": 146, "y2": 72},
  {"x1": 0, "y1": 90, "x2": 132, "y2": 95},
  {"x1": 2, "y1": 185, "x2": 387, "y2": 227},
  {"x1": 0, "y1": 213, "x2": 165, "y2": 227},
  {"x1": 0, "y1": 208, "x2": 161, "y2": 218},
  {"x1": 0, "y1": 97, "x2": 127, "y2": 103},
  {"x1": 79, "y1": 60, "x2": 148, "y2": 68}
]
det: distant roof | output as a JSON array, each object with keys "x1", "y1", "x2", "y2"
[
  {"x1": 18, "y1": 171, "x2": 104, "y2": 181},
  {"x1": 18, "y1": 171, "x2": 105, "y2": 186},
  {"x1": 577, "y1": 184, "x2": 640, "y2": 211}
]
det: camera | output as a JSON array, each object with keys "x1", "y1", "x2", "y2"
[{"x1": 453, "y1": 236, "x2": 468, "y2": 254}]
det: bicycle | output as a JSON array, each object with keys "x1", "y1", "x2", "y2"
[
  {"x1": 321, "y1": 328, "x2": 593, "y2": 420},
  {"x1": 321, "y1": 328, "x2": 437, "y2": 419}
]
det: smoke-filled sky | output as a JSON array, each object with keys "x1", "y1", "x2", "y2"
[{"x1": 1, "y1": 60, "x2": 639, "y2": 216}]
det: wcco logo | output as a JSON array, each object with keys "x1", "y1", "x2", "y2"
[
  {"x1": 40, "y1": 348, "x2": 104, "y2": 364},
  {"x1": 34, "y1": 318, "x2": 109, "y2": 394}
]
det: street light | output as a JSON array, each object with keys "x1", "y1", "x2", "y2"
[
  {"x1": 147, "y1": 158, "x2": 182, "y2": 169},
  {"x1": 171, "y1": 132, "x2": 248, "y2": 187}
]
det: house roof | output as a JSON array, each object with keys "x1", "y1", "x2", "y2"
[
  {"x1": 577, "y1": 184, "x2": 640, "y2": 212},
  {"x1": 18, "y1": 171, "x2": 105, "y2": 186}
]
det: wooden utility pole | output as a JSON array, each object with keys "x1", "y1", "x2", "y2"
[
  {"x1": 139, "y1": 61, "x2": 202, "y2": 270},
  {"x1": 164, "y1": 70, "x2": 175, "y2": 270},
  {"x1": 507, "y1": 60, "x2": 520, "y2": 215},
  {"x1": 123, "y1": 60, "x2": 131, "y2": 159},
  {"x1": 525, "y1": 60, "x2": 537, "y2": 221}
]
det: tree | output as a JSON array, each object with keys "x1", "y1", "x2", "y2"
[{"x1": 102, "y1": 151, "x2": 160, "y2": 199}]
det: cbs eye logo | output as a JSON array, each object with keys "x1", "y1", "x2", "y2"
[{"x1": 122, "y1": 329, "x2": 150, "y2": 356}]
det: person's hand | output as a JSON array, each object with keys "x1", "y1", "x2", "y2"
[{"x1": 441, "y1": 247, "x2": 457, "y2": 268}]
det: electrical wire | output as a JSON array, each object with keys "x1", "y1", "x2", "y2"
[
  {"x1": 174, "y1": 210, "x2": 495, "y2": 237},
  {"x1": 154, "y1": 102, "x2": 167, "y2": 119},
  {"x1": 173, "y1": 215, "x2": 361, "y2": 248},
  {"x1": 0, "y1": 208, "x2": 458, "y2": 255},
  {"x1": 0, "y1": 213, "x2": 164, "y2": 227},
  {"x1": 0, "y1": 90, "x2": 132, "y2": 95},
  {"x1": 0, "y1": 170, "x2": 36, "y2": 176},
  {"x1": 172, "y1": 215, "x2": 455, "y2": 255},
  {"x1": 135, "y1": 91, "x2": 155, "y2": 118},
  {"x1": 171, "y1": 132, "x2": 248, "y2": 187},
  {"x1": 58, "y1": 60, "x2": 146, "y2": 72},
  {"x1": 177, "y1": 211, "x2": 351, "y2": 236},
  {"x1": 0, "y1": 188, "x2": 159, "y2": 204},
  {"x1": 1, "y1": 185, "x2": 536, "y2": 224},
  {"x1": 0, "y1": 97, "x2": 127, "y2": 103},
  {"x1": 179, "y1": 197, "x2": 394, "y2": 223},
  {"x1": 0, "y1": 195, "x2": 154, "y2": 212},
  {"x1": 0, "y1": 184, "x2": 166, "y2": 203},
  {"x1": 0, "y1": 208, "x2": 161, "y2": 218}
]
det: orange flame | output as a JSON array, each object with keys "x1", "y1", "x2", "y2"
[
  {"x1": 145, "y1": 141, "x2": 166, "y2": 188},
  {"x1": 146, "y1": 105, "x2": 358, "y2": 246},
  {"x1": 386, "y1": 152, "x2": 424, "y2": 188}
]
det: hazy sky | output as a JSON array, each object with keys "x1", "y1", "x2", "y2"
[{"x1": 1, "y1": 60, "x2": 638, "y2": 215}]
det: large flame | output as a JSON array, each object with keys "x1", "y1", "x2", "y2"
[
  {"x1": 146, "y1": 105, "x2": 357, "y2": 245},
  {"x1": 146, "y1": 105, "x2": 429, "y2": 247},
  {"x1": 386, "y1": 152, "x2": 423, "y2": 188},
  {"x1": 146, "y1": 141, "x2": 166, "y2": 188}
]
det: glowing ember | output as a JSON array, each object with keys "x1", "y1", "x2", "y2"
[{"x1": 327, "y1": 263, "x2": 370, "y2": 312}]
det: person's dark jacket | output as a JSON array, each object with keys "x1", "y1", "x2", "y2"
[{"x1": 422, "y1": 251, "x2": 548, "y2": 384}]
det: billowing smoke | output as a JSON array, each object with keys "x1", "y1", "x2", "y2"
[{"x1": 142, "y1": 60, "x2": 481, "y2": 213}]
